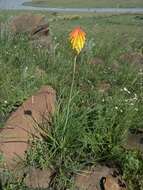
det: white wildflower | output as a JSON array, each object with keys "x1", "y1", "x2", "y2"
[
  {"x1": 123, "y1": 87, "x2": 131, "y2": 94},
  {"x1": 133, "y1": 93, "x2": 138, "y2": 100},
  {"x1": 130, "y1": 102, "x2": 134, "y2": 106}
]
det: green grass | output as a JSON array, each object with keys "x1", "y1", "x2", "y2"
[
  {"x1": 27, "y1": 0, "x2": 143, "y2": 8},
  {"x1": 0, "y1": 11, "x2": 143, "y2": 189}
]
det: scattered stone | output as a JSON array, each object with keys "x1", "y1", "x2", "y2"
[
  {"x1": 119, "y1": 52, "x2": 143, "y2": 67},
  {"x1": 97, "y1": 81, "x2": 111, "y2": 93},
  {"x1": 111, "y1": 61, "x2": 120, "y2": 72},
  {"x1": 0, "y1": 86, "x2": 56, "y2": 169},
  {"x1": 124, "y1": 128, "x2": 143, "y2": 153},
  {"x1": 89, "y1": 57, "x2": 105, "y2": 65},
  {"x1": 24, "y1": 167, "x2": 52, "y2": 189},
  {"x1": 31, "y1": 36, "x2": 52, "y2": 49},
  {"x1": 75, "y1": 165, "x2": 127, "y2": 190},
  {"x1": 35, "y1": 66, "x2": 47, "y2": 78}
]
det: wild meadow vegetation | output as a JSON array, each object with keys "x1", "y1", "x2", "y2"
[
  {"x1": 27, "y1": 0, "x2": 143, "y2": 8},
  {"x1": 0, "y1": 11, "x2": 143, "y2": 189}
]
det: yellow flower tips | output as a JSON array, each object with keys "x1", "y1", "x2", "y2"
[{"x1": 70, "y1": 27, "x2": 86, "y2": 54}]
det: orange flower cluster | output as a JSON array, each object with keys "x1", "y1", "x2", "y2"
[{"x1": 69, "y1": 27, "x2": 86, "y2": 54}]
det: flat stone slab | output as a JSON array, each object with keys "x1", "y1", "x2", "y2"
[
  {"x1": 0, "y1": 86, "x2": 56, "y2": 169},
  {"x1": 75, "y1": 165, "x2": 127, "y2": 190}
]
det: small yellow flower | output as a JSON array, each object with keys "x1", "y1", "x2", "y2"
[{"x1": 69, "y1": 27, "x2": 86, "y2": 54}]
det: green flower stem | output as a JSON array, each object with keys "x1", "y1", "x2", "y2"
[{"x1": 63, "y1": 55, "x2": 77, "y2": 134}]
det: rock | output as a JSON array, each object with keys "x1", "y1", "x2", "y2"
[
  {"x1": 97, "y1": 81, "x2": 111, "y2": 93},
  {"x1": 124, "y1": 128, "x2": 143, "y2": 152},
  {"x1": 31, "y1": 36, "x2": 52, "y2": 49},
  {"x1": 75, "y1": 165, "x2": 126, "y2": 190},
  {"x1": 31, "y1": 23, "x2": 49, "y2": 39},
  {"x1": 24, "y1": 167, "x2": 52, "y2": 189},
  {"x1": 9, "y1": 14, "x2": 46, "y2": 35},
  {"x1": 103, "y1": 175, "x2": 126, "y2": 190},
  {"x1": 89, "y1": 57, "x2": 105, "y2": 65},
  {"x1": 0, "y1": 86, "x2": 56, "y2": 169},
  {"x1": 0, "y1": 166, "x2": 53, "y2": 189},
  {"x1": 30, "y1": 23, "x2": 52, "y2": 49},
  {"x1": 8, "y1": 14, "x2": 52, "y2": 50}
]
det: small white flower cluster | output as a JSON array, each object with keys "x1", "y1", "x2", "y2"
[
  {"x1": 5, "y1": 51, "x2": 9, "y2": 55},
  {"x1": 114, "y1": 87, "x2": 139, "y2": 112},
  {"x1": 121, "y1": 87, "x2": 137, "y2": 98},
  {"x1": 123, "y1": 87, "x2": 131, "y2": 94},
  {"x1": 85, "y1": 38, "x2": 96, "y2": 52},
  {"x1": 121, "y1": 87, "x2": 131, "y2": 94},
  {"x1": 115, "y1": 106, "x2": 123, "y2": 113},
  {"x1": 122, "y1": 87, "x2": 138, "y2": 105}
]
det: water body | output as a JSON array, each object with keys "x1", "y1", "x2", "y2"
[
  {"x1": 0, "y1": 0, "x2": 28, "y2": 9},
  {"x1": 0, "y1": 0, "x2": 143, "y2": 13}
]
